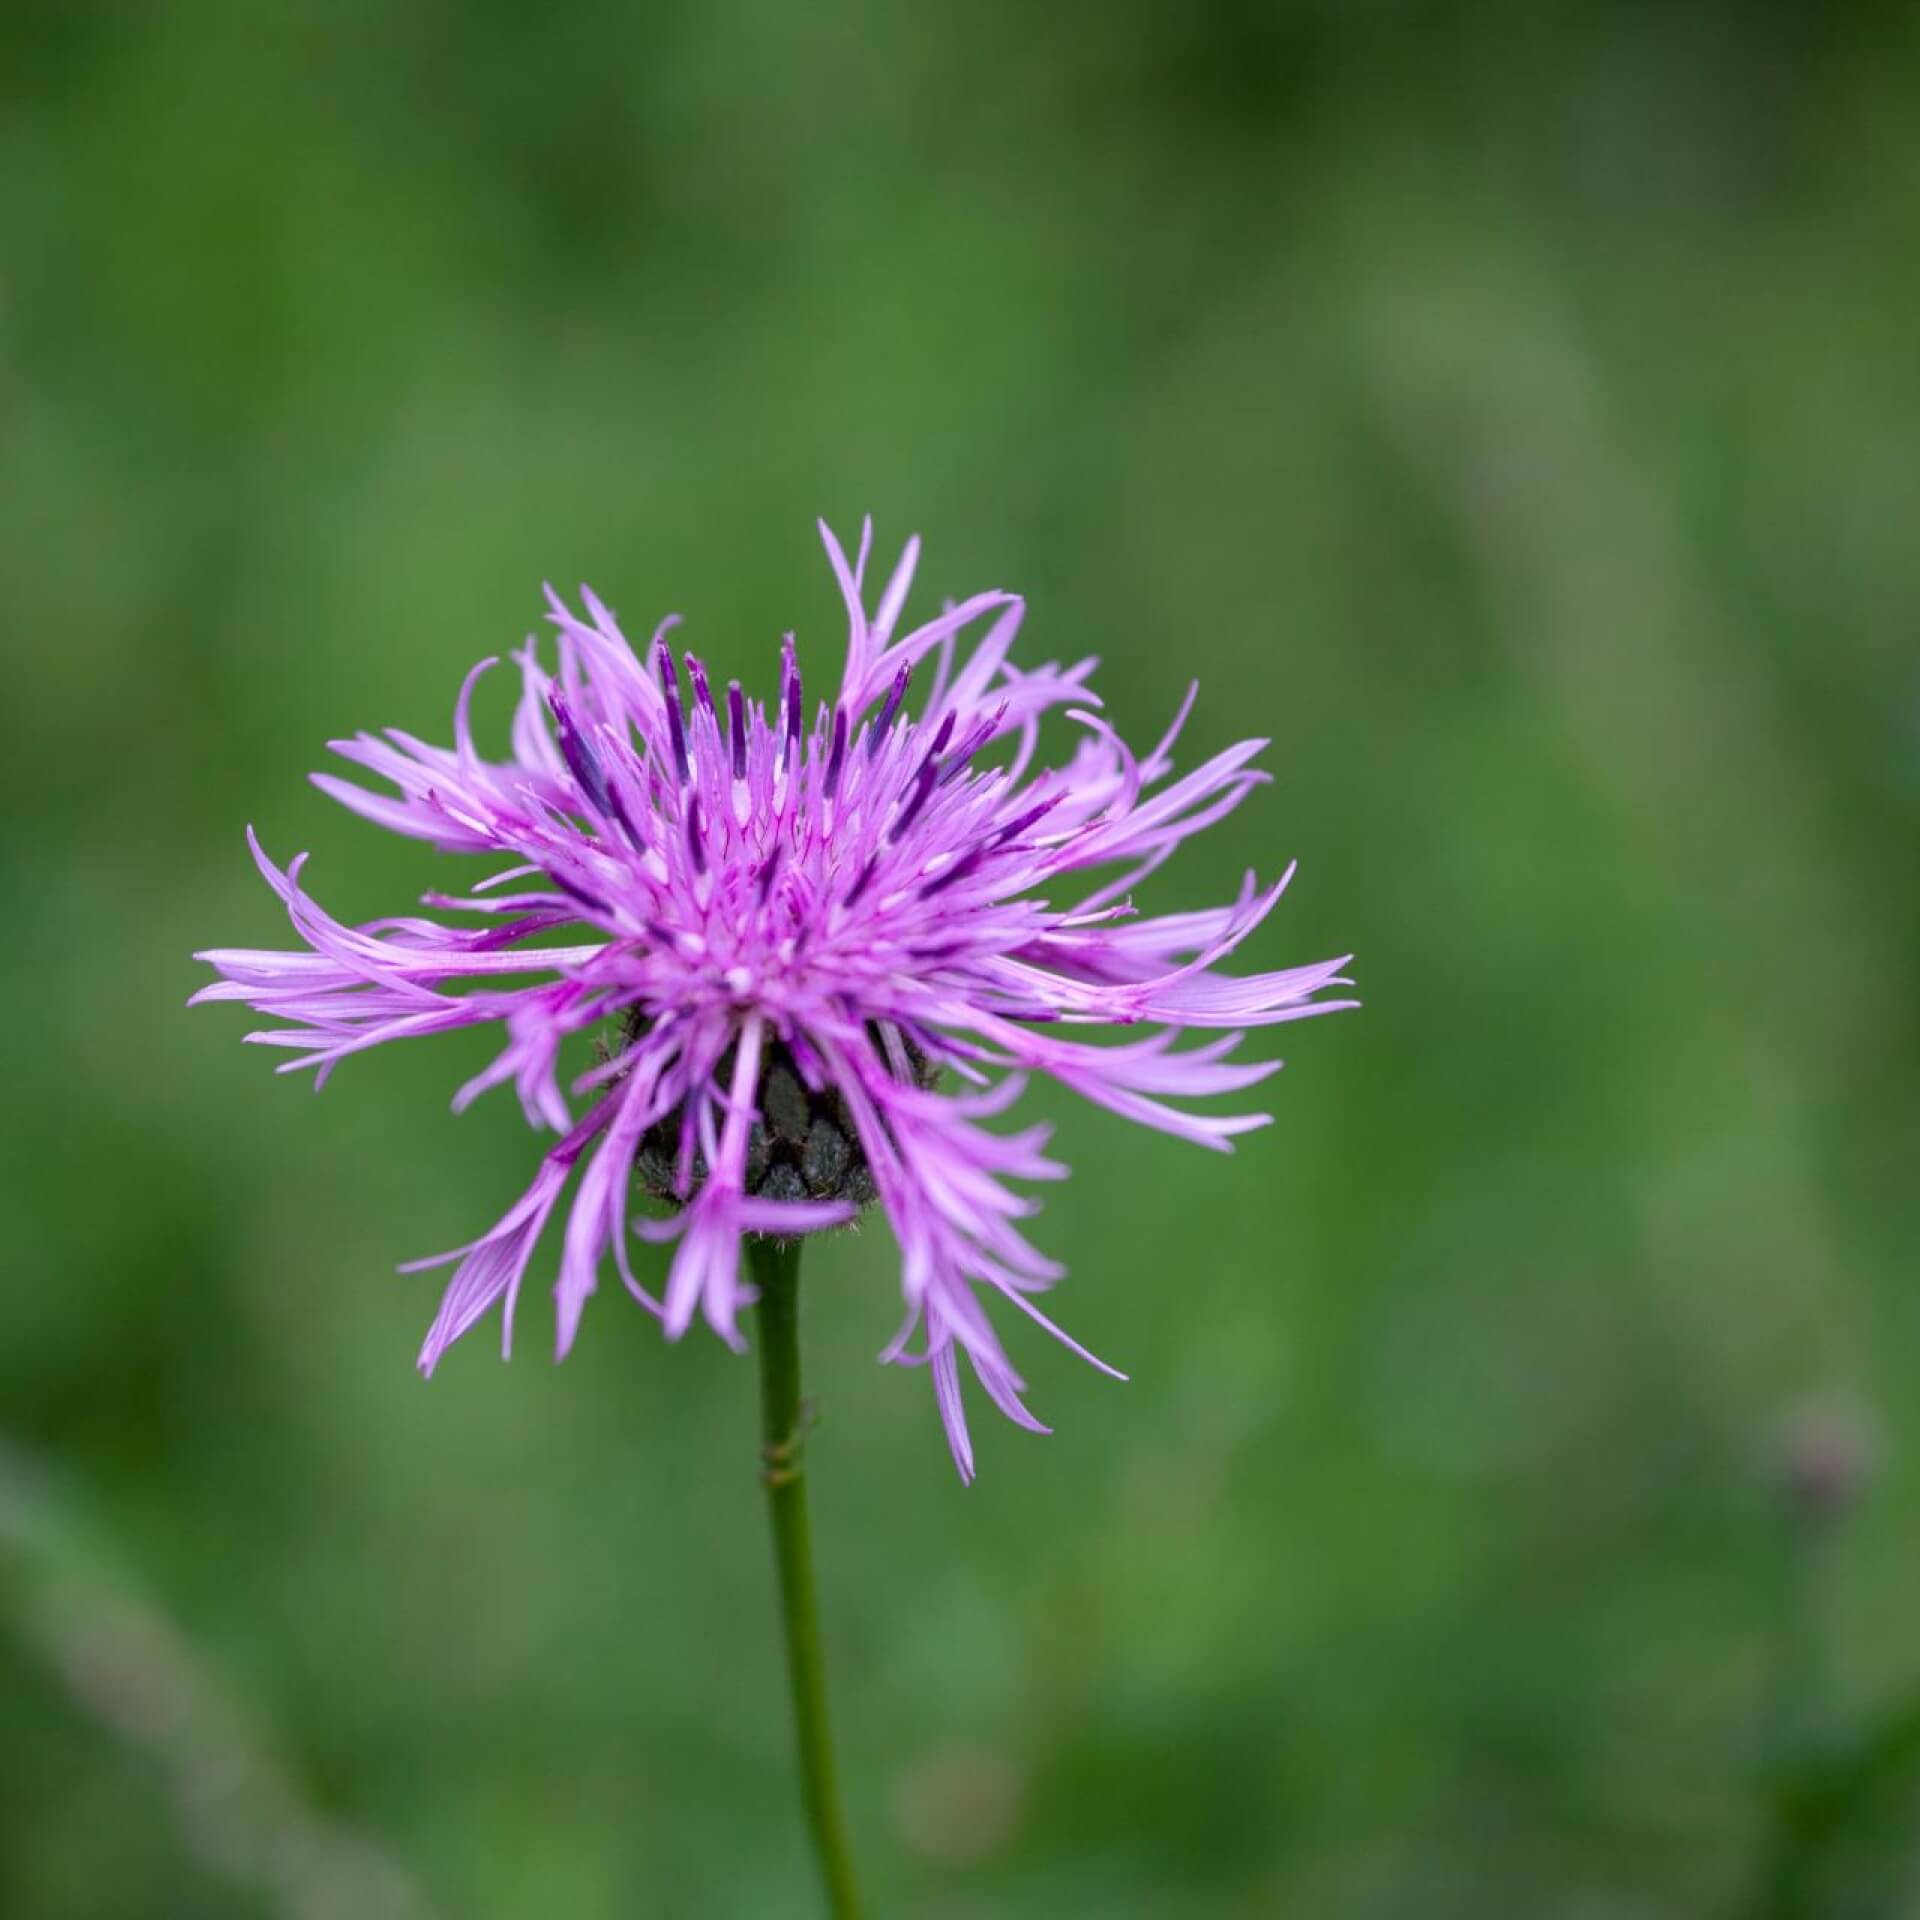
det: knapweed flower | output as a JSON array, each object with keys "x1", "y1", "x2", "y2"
[{"x1": 193, "y1": 523, "x2": 1354, "y2": 1479}]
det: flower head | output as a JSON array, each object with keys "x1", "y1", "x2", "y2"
[{"x1": 193, "y1": 522, "x2": 1355, "y2": 1479}]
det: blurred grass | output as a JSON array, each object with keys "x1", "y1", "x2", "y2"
[{"x1": 3, "y1": 2, "x2": 1919, "y2": 1914}]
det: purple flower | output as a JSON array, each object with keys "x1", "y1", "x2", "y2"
[{"x1": 193, "y1": 523, "x2": 1355, "y2": 1479}]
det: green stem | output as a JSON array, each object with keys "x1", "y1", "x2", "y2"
[{"x1": 747, "y1": 1234, "x2": 864, "y2": 1919}]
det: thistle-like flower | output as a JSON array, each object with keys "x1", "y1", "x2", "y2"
[{"x1": 193, "y1": 523, "x2": 1354, "y2": 1479}]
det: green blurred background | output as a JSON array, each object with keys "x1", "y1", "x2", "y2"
[{"x1": 5, "y1": 3, "x2": 1919, "y2": 1914}]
